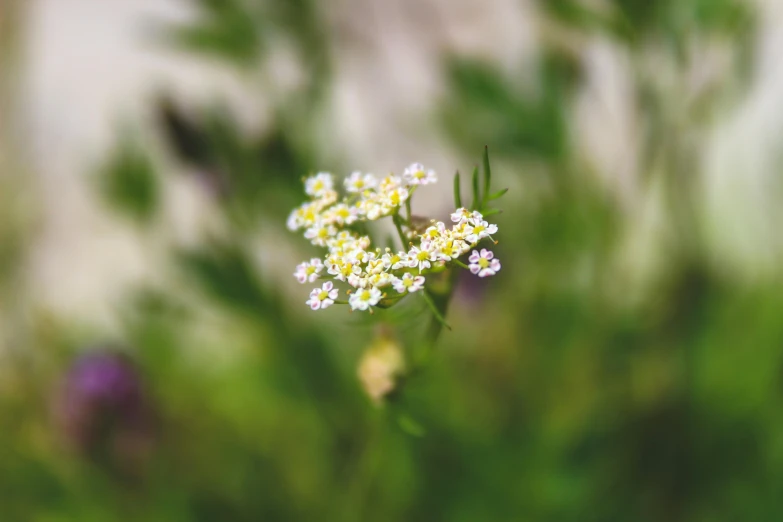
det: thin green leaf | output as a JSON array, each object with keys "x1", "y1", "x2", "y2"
[
  {"x1": 453, "y1": 171, "x2": 462, "y2": 208},
  {"x1": 471, "y1": 166, "x2": 480, "y2": 210},
  {"x1": 487, "y1": 188, "x2": 509, "y2": 201},
  {"x1": 482, "y1": 208, "x2": 502, "y2": 217}
]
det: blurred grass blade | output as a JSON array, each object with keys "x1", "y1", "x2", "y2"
[
  {"x1": 482, "y1": 146, "x2": 491, "y2": 206},
  {"x1": 471, "y1": 165, "x2": 480, "y2": 210},
  {"x1": 453, "y1": 171, "x2": 462, "y2": 208}
]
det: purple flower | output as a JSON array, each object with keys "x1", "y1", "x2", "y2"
[{"x1": 55, "y1": 350, "x2": 155, "y2": 474}]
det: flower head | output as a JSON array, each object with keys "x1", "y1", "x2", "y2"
[
  {"x1": 349, "y1": 286, "x2": 383, "y2": 311},
  {"x1": 306, "y1": 281, "x2": 339, "y2": 310},
  {"x1": 468, "y1": 249, "x2": 501, "y2": 278},
  {"x1": 392, "y1": 273, "x2": 425, "y2": 294}
]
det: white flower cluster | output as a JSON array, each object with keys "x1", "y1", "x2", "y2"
[{"x1": 288, "y1": 164, "x2": 501, "y2": 312}]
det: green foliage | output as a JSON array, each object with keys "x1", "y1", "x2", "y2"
[
  {"x1": 166, "y1": 0, "x2": 262, "y2": 67},
  {"x1": 97, "y1": 136, "x2": 160, "y2": 224}
]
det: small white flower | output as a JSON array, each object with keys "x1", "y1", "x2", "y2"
[
  {"x1": 450, "y1": 207, "x2": 471, "y2": 224},
  {"x1": 468, "y1": 249, "x2": 501, "y2": 278},
  {"x1": 344, "y1": 171, "x2": 378, "y2": 193},
  {"x1": 304, "y1": 222, "x2": 338, "y2": 247},
  {"x1": 381, "y1": 249, "x2": 407, "y2": 270},
  {"x1": 407, "y1": 242, "x2": 437, "y2": 272},
  {"x1": 323, "y1": 203, "x2": 358, "y2": 226},
  {"x1": 465, "y1": 219, "x2": 498, "y2": 244},
  {"x1": 422, "y1": 221, "x2": 447, "y2": 241},
  {"x1": 380, "y1": 187, "x2": 409, "y2": 209},
  {"x1": 328, "y1": 260, "x2": 362, "y2": 282},
  {"x1": 403, "y1": 163, "x2": 437, "y2": 185},
  {"x1": 304, "y1": 172, "x2": 334, "y2": 198},
  {"x1": 392, "y1": 273, "x2": 425, "y2": 294},
  {"x1": 379, "y1": 175, "x2": 403, "y2": 192},
  {"x1": 294, "y1": 258, "x2": 324, "y2": 283},
  {"x1": 435, "y1": 238, "x2": 468, "y2": 261},
  {"x1": 349, "y1": 286, "x2": 383, "y2": 311},
  {"x1": 306, "y1": 281, "x2": 339, "y2": 310}
]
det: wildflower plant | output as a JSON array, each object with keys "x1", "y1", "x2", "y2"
[{"x1": 288, "y1": 148, "x2": 507, "y2": 343}]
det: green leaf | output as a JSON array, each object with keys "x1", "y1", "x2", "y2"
[
  {"x1": 487, "y1": 188, "x2": 509, "y2": 201},
  {"x1": 482, "y1": 208, "x2": 502, "y2": 217},
  {"x1": 453, "y1": 171, "x2": 463, "y2": 208},
  {"x1": 471, "y1": 165, "x2": 480, "y2": 210}
]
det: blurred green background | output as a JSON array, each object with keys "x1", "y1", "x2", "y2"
[{"x1": 2, "y1": 0, "x2": 783, "y2": 520}]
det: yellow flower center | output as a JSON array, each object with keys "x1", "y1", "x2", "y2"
[
  {"x1": 473, "y1": 225, "x2": 485, "y2": 235},
  {"x1": 416, "y1": 251, "x2": 429, "y2": 261},
  {"x1": 306, "y1": 266, "x2": 316, "y2": 275},
  {"x1": 361, "y1": 290, "x2": 371, "y2": 300},
  {"x1": 403, "y1": 278, "x2": 413, "y2": 287},
  {"x1": 318, "y1": 290, "x2": 328, "y2": 300},
  {"x1": 478, "y1": 258, "x2": 490, "y2": 268}
]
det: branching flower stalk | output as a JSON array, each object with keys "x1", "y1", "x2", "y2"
[{"x1": 287, "y1": 148, "x2": 507, "y2": 395}]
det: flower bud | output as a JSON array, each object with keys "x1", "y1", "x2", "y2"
[{"x1": 357, "y1": 333, "x2": 406, "y2": 404}]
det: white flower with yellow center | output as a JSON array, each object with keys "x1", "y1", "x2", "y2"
[
  {"x1": 365, "y1": 258, "x2": 386, "y2": 276},
  {"x1": 392, "y1": 273, "x2": 425, "y2": 294},
  {"x1": 407, "y1": 241, "x2": 437, "y2": 272},
  {"x1": 287, "y1": 200, "x2": 323, "y2": 231},
  {"x1": 367, "y1": 272, "x2": 393, "y2": 288},
  {"x1": 450, "y1": 207, "x2": 472, "y2": 224},
  {"x1": 422, "y1": 221, "x2": 447, "y2": 241},
  {"x1": 294, "y1": 258, "x2": 324, "y2": 284},
  {"x1": 305, "y1": 172, "x2": 334, "y2": 198},
  {"x1": 450, "y1": 220, "x2": 474, "y2": 242},
  {"x1": 328, "y1": 259, "x2": 361, "y2": 282},
  {"x1": 381, "y1": 187, "x2": 409, "y2": 209},
  {"x1": 468, "y1": 249, "x2": 501, "y2": 278},
  {"x1": 436, "y1": 238, "x2": 469, "y2": 261},
  {"x1": 306, "y1": 281, "x2": 339, "y2": 310},
  {"x1": 323, "y1": 203, "x2": 358, "y2": 226},
  {"x1": 381, "y1": 249, "x2": 407, "y2": 270},
  {"x1": 403, "y1": 163, "x2": 437, "y2": 185},
  {"x1": 465, "y1": 219, "x2": 498, "y2": 244},
  {"x1": 344, "y1": 171, "x2": 378, "y2": 193},
  {"x1": 379, "y1": 175, "x2": 403, "y2": 192},
  {"x1": 304, "y1": 222, "x2": 338, "y2": 247},
  {"x1": 349, "y1": 286, "x2": 383, "y2": 311}
]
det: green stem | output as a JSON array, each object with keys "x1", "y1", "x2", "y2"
[
  {"x1": 421, "y1": 290, "x2": 451, "y2": 331},
  {"x1": 392, "y1": 214, "x2": 408, "y2": 249},
  {"x1": 451, "y1": 259, "x2": 470, "y2": 270}
]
